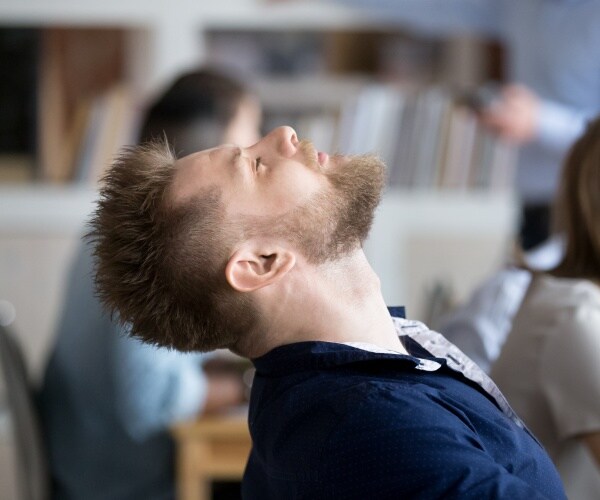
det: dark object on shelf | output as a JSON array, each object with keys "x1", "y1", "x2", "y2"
[
  {"x1": 520, "y1": 203, "x2": 552, "y2": 252},
  {"x1": 457, "y1": 83, "x2": 501, "y2": 113},
  {"x1": 0, "y1": 28, "x2": 39, "y2": 174}
]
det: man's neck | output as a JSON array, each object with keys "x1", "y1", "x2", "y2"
[{"x1": 247, "y1": 249, "x2": 408, "y2": 358}]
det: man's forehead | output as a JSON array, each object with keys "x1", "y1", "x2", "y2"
[
  {"x1": 171, "y1": 145, "x2": 233, "y2": 204},
  {"x1": 179, "y1": 144, "x2": 233, "y2": 166}
]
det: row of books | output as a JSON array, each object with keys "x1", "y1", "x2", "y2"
[
  {"x1": 33, "y1": 27, "x2": 136, "y2": 184},
  {"x1": 265, "y1": 81, "x2": 516, "y2": 192},
  {"x1": 41, "y1": 85, "x2": 139, "y2": 184},
  {"x1": 49, "y1": 78, "x2": 515, "y2": 189},
  {"x1": 70, "y1": 86, "x2": 139, "y2": 184},
  {"x1": 206, "y1": 30, "x2": 445, "y2": 83}
]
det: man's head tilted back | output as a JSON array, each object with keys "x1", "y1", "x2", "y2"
[{"x1": 89, "y1": 126, "x2": 386, "y2": 356}]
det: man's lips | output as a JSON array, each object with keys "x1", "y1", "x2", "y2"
[{"x1": 318, "y1": 151, "x2": 329, "y2": 166}]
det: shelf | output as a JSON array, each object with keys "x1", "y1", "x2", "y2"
[
  {"x1": 0, "y1": 2, "x2": 492, "y2": 186},
  {"x1": 200, "y1": 3, "x2": 399, "y2": 32},
  {"x1": 0, "y1": 1, "x2": 388, "y2": 31},
  {"x1": 0, "y1": 185, "x2": 97, "y2": 234},
  {"x1": 0, "y1": 184, "x2": 515, "y2": 235},
  {"x1": 372, "y1": 189, "x2": 517, "y2": 234}
]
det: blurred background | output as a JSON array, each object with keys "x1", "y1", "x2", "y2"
[
  {"x1": 0, "y1": 0, "x2": 521, "y2": 498},
  {"x1": 0, "y1": 0, "x2": 516, "y2": 375}
]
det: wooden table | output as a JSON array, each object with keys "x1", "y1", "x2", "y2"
[{"x1": 172, "y1": 415, "x2": 252, "y2": 500}]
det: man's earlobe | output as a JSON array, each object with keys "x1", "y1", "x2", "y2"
[{"x1": 225, "y1": 245, "x2": 296, "y2": 293}]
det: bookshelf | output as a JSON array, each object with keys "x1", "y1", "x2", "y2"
[
  {"x1": 251, "y1": 77, "x2": 516, "y2": 191},
  {"x1": 0, "y1": 0, "x2": 515, "y2": 376},
  {"x1": 0, "y1": 1, "x2": 499, "y2": 184}
]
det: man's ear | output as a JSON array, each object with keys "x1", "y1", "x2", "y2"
[{"x1": 225, "y1": 243, "x2": 296, "y2": 293}]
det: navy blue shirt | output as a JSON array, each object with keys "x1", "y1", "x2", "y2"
[{"x1": 242, "y1": 316, "x2": 565, "y2": 499}]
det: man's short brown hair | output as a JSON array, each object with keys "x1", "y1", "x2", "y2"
[{"x1": 88, "y1": 140, "x2": 257, "y2": 352}]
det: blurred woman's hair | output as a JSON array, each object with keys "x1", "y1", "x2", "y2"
[
  {"x1": 138, "y1": 68, "x2": 250, "y2": 156},
  {"x1": 552, "y1": 115, "x2": 600, "y2": 283}
]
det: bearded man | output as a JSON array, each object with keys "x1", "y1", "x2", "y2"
[{"x1": 89, "y1": 126, "x2": 565, "y2": 499}]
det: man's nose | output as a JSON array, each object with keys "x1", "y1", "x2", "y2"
[{"x1": 260, "y1": 126, "x2": 298, "y2": 157}]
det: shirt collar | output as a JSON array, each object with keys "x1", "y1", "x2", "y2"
[
  {"x1": 251, "y1": 308, "x2": 527, "y2": 429},
  {"x1": 251, "y1": 307, "x2": 447, "y2": 376},
  {"x1": 252, "y1": 340, "x2": 427, "y2": 376}
]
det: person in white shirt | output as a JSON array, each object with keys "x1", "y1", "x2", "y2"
[
  {"x1": 491, "y1": 115, "x2": 600, "y2": 500},
  {"x1": 438, "y1": 235, "x2": 564, "y2": 373}
]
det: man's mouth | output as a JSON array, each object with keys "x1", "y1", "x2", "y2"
[{"x1": 317, "y1": 151, "x2": 329, "y2": 166}]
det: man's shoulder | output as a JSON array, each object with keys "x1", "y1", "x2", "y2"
[
  {"x1": 324, "y1": 373, "x2": 477, "y2": 428},
  {"x1": 248, "y1": 349, "x2": 566, "y2": 500},
  {"x1": 252, "y1": 367, "x2": 460, "y2": 446},
  {"x1": 250, "y1": 374, "x2": 467, "y2": 482}
]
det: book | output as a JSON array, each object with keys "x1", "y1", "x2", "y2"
[{"x1": 74, "y1": 85, "x2": 137, "y2": 184}]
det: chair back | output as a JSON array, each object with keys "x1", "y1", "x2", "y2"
[{"x1": 0, "y1": 325, "x2": 49, "y2": 500}]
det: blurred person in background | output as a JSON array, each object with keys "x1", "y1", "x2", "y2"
[
  {"x1": 490, "y1": 116, "x2": 600, "y2": 500},
  {"x1": 38, "y1": 68, "x2": 261, "y2": 500},
  {"x1": 436, "y1": 234, "x2": 564, "y2": 372}
]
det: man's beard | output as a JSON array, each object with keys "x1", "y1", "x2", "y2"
[{"x1": 254, "y1": 150, "x2": 387, "y2": 264}]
